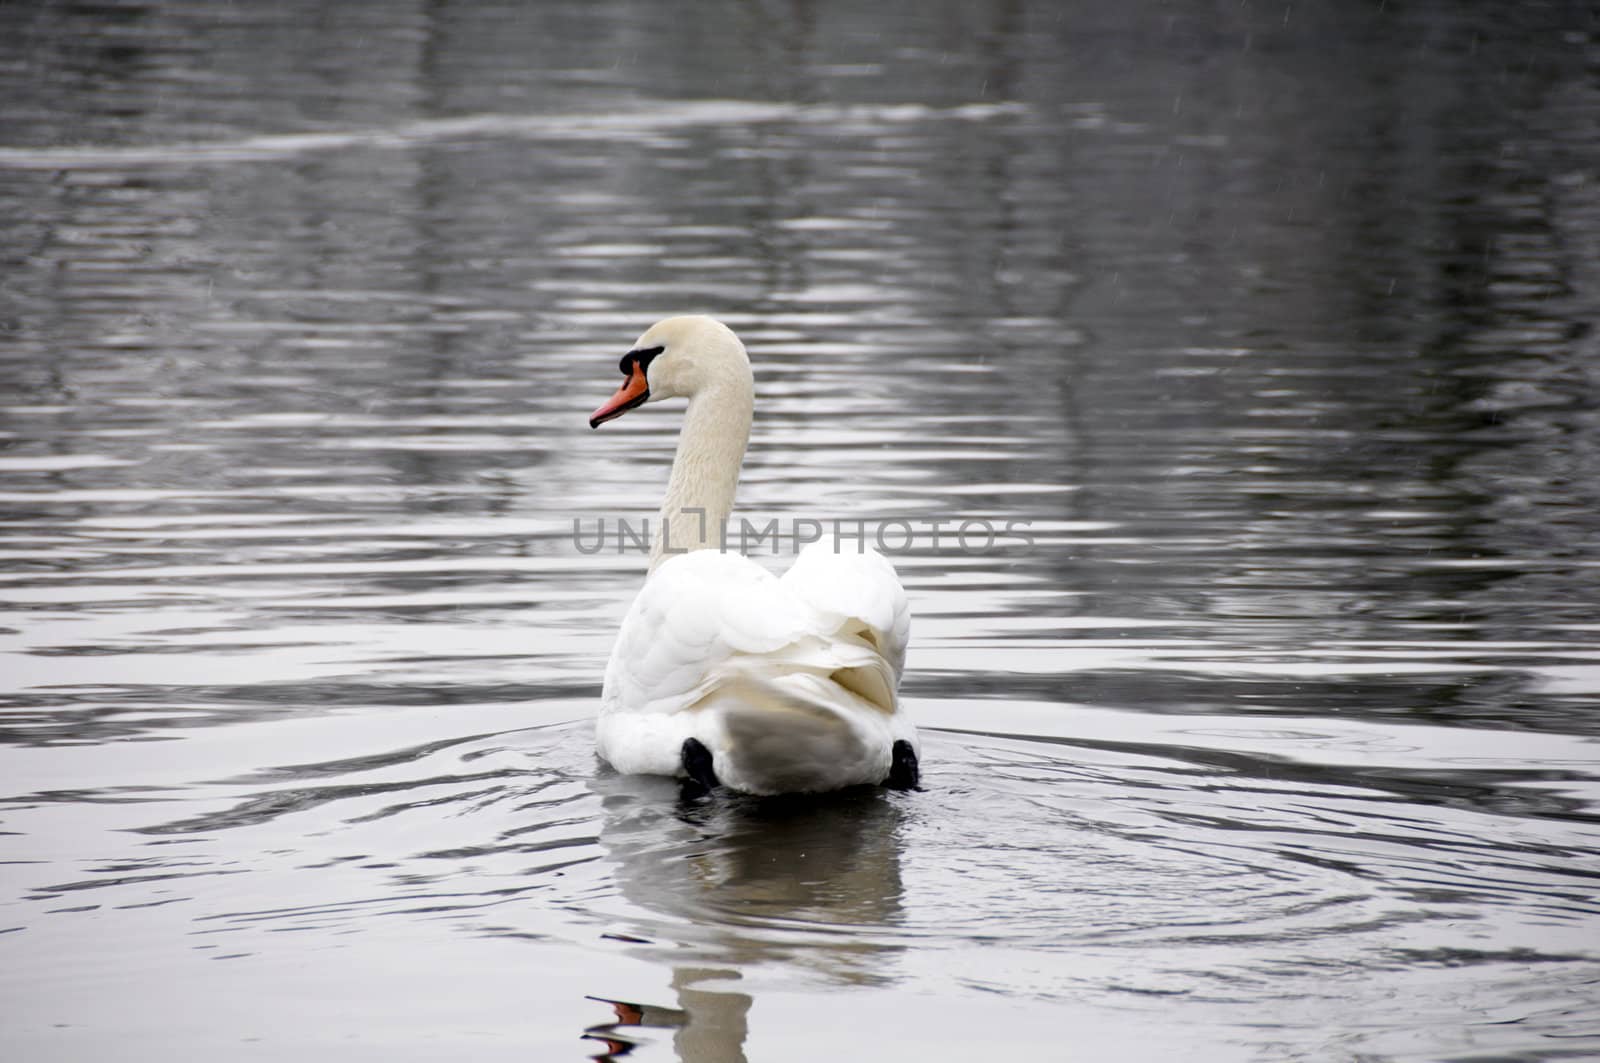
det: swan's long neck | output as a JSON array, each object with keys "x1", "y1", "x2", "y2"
[{"x1": 651, "y1": 377, "x2": 753, "y2": 570}]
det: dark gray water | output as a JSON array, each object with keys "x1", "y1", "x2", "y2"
[{"x1": 3, "y1": 2, "x2": 1600, "y2": 1059}]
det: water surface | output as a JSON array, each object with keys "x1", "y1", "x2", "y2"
[{"x1": 3, "y1": 2, "x2": 1600, "y2": 1060}]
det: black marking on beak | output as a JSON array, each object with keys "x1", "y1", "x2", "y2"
[{"x1": 618, "y1": 345, "x2": 664, "y2": 376}]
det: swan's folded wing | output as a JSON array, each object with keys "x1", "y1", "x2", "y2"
[
  {"x1": 779, "y1": 541, "x2": 910, "y2": 684},
  {"x1": 601, "y1": 550, "x2": 812, "y2": 714}
]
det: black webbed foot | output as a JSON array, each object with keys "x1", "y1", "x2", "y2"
[
  {"x1": 885, "y1": 739, "x2": 920, "y2": 790},
  {"x1": 680, "y1": 737, "x2": 719, "y2": 794}
]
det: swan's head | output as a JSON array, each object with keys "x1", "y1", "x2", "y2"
[{"x1": 589, "y1": 315, "x2": 751, "y2": 429}]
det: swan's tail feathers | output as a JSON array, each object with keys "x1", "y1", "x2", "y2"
[{"x1": 706, "y1": 674, "x2": 890, "y2": 795}]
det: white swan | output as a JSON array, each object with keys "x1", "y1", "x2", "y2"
[{"x1": 588, "y1": 315, "x2": 919, "y2": 795}]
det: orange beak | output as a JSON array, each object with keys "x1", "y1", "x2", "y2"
[{"x1": 589, "y1": 362, "x2": 650, "y2": 428}]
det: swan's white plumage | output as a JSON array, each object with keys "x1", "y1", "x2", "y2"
[
  {"x1": 590, "y1": 315, "x2": 917, "y2": 795},
  {"x1": 597, "y1": 543, "x2": 914, "y2": 794}
]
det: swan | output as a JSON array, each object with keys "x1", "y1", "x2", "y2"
[{"x1": 587, "y1": 315, "x2": 919, "y2": 795}]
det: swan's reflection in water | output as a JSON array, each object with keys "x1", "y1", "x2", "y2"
[
  {"x1": 583, "y1": 970, "x2": 747, "y2": 1063},
  {"x1": 584, "y1": 772, "x2": 911, "y2": 1060}
]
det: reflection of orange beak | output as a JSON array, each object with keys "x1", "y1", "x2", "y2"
[{"x1": 589, "y1": 363, "x2": 650, "y2": 428}]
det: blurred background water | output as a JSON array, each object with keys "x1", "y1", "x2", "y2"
[{"x1": 2, "y1": 1, "x2": 1599, "y2": 1060}]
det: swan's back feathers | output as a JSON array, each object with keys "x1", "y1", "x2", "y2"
[
  {"x1": 601, "y1": 549, "x2": 808, "y2": 716},
  {"x1": 597, "y1": 544, "x2": 914, "y2": 793},
  {"x1": 782, "y1": 541, "x2": 910, "y2": 680}
]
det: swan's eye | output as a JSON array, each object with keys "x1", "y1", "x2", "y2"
[{"x1": 619, "y1": 346, "x2": 665, "y2": 377}]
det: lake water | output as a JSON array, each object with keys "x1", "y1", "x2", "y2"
[{"x1": 3, "y1": 2, "x2": 1599, "y2": 1060}]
